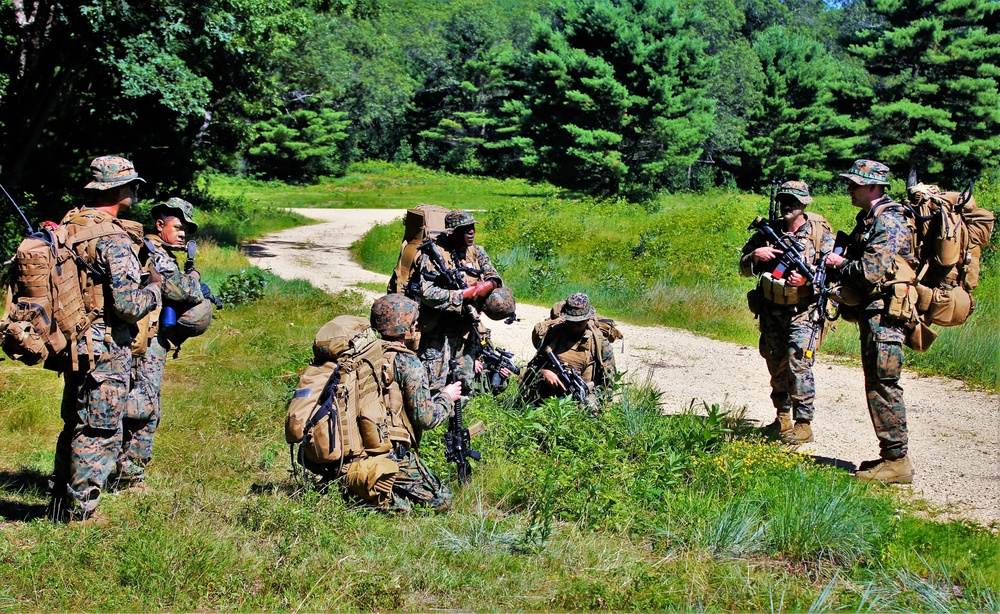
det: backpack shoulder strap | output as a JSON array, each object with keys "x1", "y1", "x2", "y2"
[{"x1": 803, "y1": 212, "x2": 831, "y2": 255}]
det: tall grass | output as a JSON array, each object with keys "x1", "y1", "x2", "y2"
[{"x1": 1, "y1": 240, "x2": 998, "y2": 610}]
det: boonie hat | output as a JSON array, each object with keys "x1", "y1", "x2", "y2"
[
  {"x1": 445, "y1": 209, "x2": 477, "y2": 229},
  {"x1": 839, "y1": 159, "x2": 891, "y2": 186},
  {"x1": 151, "y1": 197, "x2": 198, "y2": 232},
  {"x1": 776, "y1": 180, "x2": 813, "y2": 205},
  {"x1": 84, "y1": 156, "x2": 145, "y2": 190},
  {"x1": 560, "y1": 292, "x2": 595, "y2": 322}
]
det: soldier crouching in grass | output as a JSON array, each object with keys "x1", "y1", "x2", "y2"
[
  {"x1": 521, "y1": 293, "x2": 618, "y2": 410},
  {"x1": 740, "y1": 181, "x2": 833, "y2": 445},
  {"x1": 371, "y1": 294, "x2": 461, "y2": 512},
  {"x1": 825, "y1": 160, "x2": 917, "y2": 484}
]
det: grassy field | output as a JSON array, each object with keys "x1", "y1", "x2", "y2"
[{"x1": 1, "y1": 165, "x2": 998, "y2": 610}]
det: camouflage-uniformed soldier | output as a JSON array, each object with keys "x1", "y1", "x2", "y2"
[
  {"x1": 116, "y1": 198, "x2": 206, "y2": 489},
  {"x1": 49, "y1": 156, "x2": 161, "y2": 523},
  {"x1": 826, "y1": 160, "x2": 917, "y2": 484},
  {"x1": 524, "y1": 293, "x2": 617, "y2": 406},
  {"x1": 740, "y1": 181, "x2": 834, "y2": 444},
  {"x1": 371, "y1": 294, "x2": 462, "y2": 512},
  {"x1": 412, "y1": 210, "x2": 503, "y2": 394}
]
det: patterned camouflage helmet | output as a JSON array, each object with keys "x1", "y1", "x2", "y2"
[
  {"x1": 776, "y1": 180, "x2": 813, "y2": 205},
  {"x1": 483, "y1": 285, "x2": 516, "y2": 321},
  {"x1": 167, "y1": 298, "x2": 213, "y2": 344},
  {"x1": 839, "y1": 159, "x2": 891, "y2": 186},
  {"x1": 84, "y1": 155, "x2": 145, "y2": 190},
  {"x1": 151, "y1": 197, "x2": 199, "y2": 232},
  {"x1": 370, "y1": 294, "x2": 419, "y2": 337},
  {"x1": 444, "y1": 209, "x2": 477, "y2": 229},
  {"x1": 560, "y1": 292, "x2": 595, "y2": 322}
]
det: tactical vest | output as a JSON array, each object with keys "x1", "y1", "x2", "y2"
[
  {"x1": 846, "y1": 199, "x2": 919, "y2": 320},
  {"x1": 756, "y1": 213, "x2": 831, "y2": 307},
  {"x1": 381, "y1": 341, "x2": 418, "y2": 448}
]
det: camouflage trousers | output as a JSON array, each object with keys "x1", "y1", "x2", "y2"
[
  {"x1": 758, "y1": 308, "x2": 816, "y2": 421},
  {"x1": 418, "y1": 329, "x2": 477, "y2": 395},
  {"x1": 53, "y1": 342, "x2": 131, "y2": 515},
  {"x1": 860, "y1": 311, "x2": 907, "y2": 460},
  {"x1": 118, "y1": 334, "x2": 169, "y2": 482},
  {"x1": 389, "y1": 447, "x2": 453, "y2": 513}
]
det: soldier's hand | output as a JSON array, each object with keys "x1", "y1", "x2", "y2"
[
  {"x1": 753, "y1": 246, "x2": 783, "y2": 262},
  {"x1": 541, "y1": 368, "x2": 565, "y2": 390},
  {"x1": 442, "y1": 381, "x2": 463, "y2": 402},
  {"x1": 474, "y1": 359, "x2": 484, "y2": 374},
  {"x1": 145, "y1": 266, "x2": 163, "y2": 288},
  {"x1": 825, "y1": 253, "x2": 846, "y2": 268},
  {"x1": 787, "y1": 270, "x2": 806, "y2": 287}
]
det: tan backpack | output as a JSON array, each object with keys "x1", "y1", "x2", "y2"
[
  {"x1": 285, "y1": 315, "x2": 396, "y2": 483},
  {"x1": 907, "y1": 183, "x2": 996, "y2": 329},
  {"x1": 0, "y1": 209, "x2": 126, "y2": 371},
  {"x1": 386, "y1": 204, "x2": 450, "y2": 295}
]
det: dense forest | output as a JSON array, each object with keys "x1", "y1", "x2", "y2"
[{"x1": 1, "y1": 0, "x2": 999, "y2": 224}]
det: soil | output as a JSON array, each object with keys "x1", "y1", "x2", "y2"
[{"x1": 247, "y1": 208, "x2": 1000, "y2": 526}]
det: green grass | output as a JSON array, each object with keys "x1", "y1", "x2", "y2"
[{"x1": 2, "y1": 236, "x2": 998, "y2": 609}]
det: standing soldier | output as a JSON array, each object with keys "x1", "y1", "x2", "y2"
[
  {"x1": 826, "y1": 160, "x2": 917, "y2": 484},
  {"x1": 741, "y1": 181, "x2": 834, "y2": 444},
  {"x1": 49, "y1": 156, "x2": 161, "y2": 524},
  {"x1": 370, "y1": 294, "x2": 462, "y2": 511},
  {"x1": 411, "y1": 209, "x2": 503, "y2": 394},
  {"x1": 116, "y1": 198, "x2": 208, "y2": 491}
]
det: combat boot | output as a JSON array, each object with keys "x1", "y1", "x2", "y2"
[
  {"x1": 763, "y1": 412, "x2": 793, "y2": 435},
  {"x1": 855, "y1": 455, "x2": 914, "y2": 484},
  {"x1": 782, "y1": 421, "x2": 814, "y2": 444}
]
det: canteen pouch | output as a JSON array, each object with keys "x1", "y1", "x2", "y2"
[
  {"x1": 905, "y1": 319, "x2": 938, "y2": 352},
  {"x1": 344, "y1": 455, "x2": 399, "y2": 507},
  {"x1": 925, "y1": 286, "x2": 974, "y2": 327},
  {"x1": 759, "y1": 273, "x2": 804, "y2": 306},
  {"x1": 746, "y1": 287, "x2": 762, "y2": 316}
]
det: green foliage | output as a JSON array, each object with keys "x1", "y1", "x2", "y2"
[
  {"x1": 248, "y1": 108, "x2": 350, "y2": 182},
  {"x1": 218, "y1": 270, "x2": 268, "y2": 306},
  {"x1": 848, "y1": 0, "x2": 1000, "y2": 178},
  {"x1": 498, "y1": 0, "x2": 716, "y2": 195}
]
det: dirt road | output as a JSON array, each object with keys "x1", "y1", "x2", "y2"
[{"x1": 247, "y1": 208, "x2": 1000, "y2": 526}]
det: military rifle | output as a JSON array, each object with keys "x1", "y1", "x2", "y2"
[
  {"x1": 768, "y1": 179, "x2": 781, "y2": 223},
  {"x1": 803, "y1": 244, "x2": 845, "y2": 360},
  {"x1": 747, "y1": 216, "x2": 817, "y2": 284},
  {"x1": 0, "y1": 183, "x2": 34, "y2": 235},
  {"x1": 478, "y1": 339, "x2": 520, "y2": 391},
  {"x1": 444, "y1": 357, "x2": 481, "y2": 484},
  {"x1": 542, "y1": 346, "x2": 590, "y2": 406}
]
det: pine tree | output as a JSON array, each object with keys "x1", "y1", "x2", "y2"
[{"x1": 849, "y1": 0, "x2": 1000, "y2": 179}]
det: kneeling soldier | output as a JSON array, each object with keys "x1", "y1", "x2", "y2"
[{"x1": 371, "y1": 294, "x2": 462, "y2": 511}]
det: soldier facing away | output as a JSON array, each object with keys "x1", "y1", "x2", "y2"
[
  {"x1": 410, "y1": 209, "x2": 503, "y2": 395},
  {"x1": 371, "y1": 294, "x2": 462, "y2": 512},
  {"x1": 116, "y1": 198, "x2": 209, "y2": 491},
  {"x1": 740, "y1": 181, "x2": 834, "y2": 444},
  {"x1": 48, "y1": 156, "x2": 161, "y2": 524},
  {"x1": 825, "y1": 160, "x2": 918, "y2": 484}
]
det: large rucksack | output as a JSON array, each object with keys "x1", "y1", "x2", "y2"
[
  {"x1": 906, "y1": 183, "x2": 996, "y2": 332},
  {"x1": 1, "y1": 209, "x2": 126, "y2": 371},
  {"x1": 285, "y1": 315, "x2": 399, "y2": 501},
  {"x1": 387, "y1": 204, "x2": 449, "y2": 295}
]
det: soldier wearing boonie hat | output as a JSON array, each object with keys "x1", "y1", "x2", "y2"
[
  {"x1": 524, "y1": 292, "x2": 618, "y2": 408},
  {"x1": 117, "y1": 196, "x2": 211, "y2": 491},
  {"x1": 411, "y1": 209, "x2": 505, "y2": 395},
  {"x1": 825, "y1": 159, "x2": 918, "y2": 484},
  {"x1": 740, "y1": 179, "x2": 834, "y2": 446},
  {"x1": 48, "y1": 156, "x2": 161, "y2": 525}
]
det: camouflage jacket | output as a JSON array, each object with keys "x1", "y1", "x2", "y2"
[
  {"x1": 388, "y1": 342, "x2": 454, "y2": 443},
  {"x1": 413, "y1": 239, "x2": 501, "y2": 330},
  {"x1": 140, "y1": 235, "x2": 203, "y2": 305},
  {"x1": 532, "y1": 322, "x2": 616, "y2": 387},
  {"x1": 841, "y1": 196, "x2": 915, "y2": 311}
]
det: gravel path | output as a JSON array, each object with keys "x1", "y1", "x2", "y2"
[{"x1": 247, "y1": 208, "x2": 1000, "y2": 526}]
